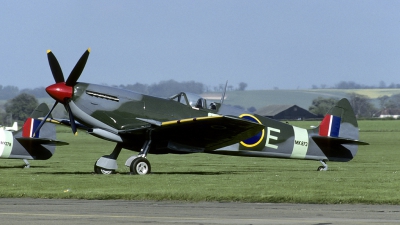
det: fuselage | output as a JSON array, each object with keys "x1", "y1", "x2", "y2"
[{"x1": 68, "y1": 83, "x2": 331, "y2": 161}]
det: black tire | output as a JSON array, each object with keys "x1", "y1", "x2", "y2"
[
  {"x1": 130, "y1": 157, "x2": 151, "y2": 175},
  {"x1": 317, "y1": 166, "x2": 325, "y2": 171},
  {"x1": 94, "y1": 162, "x2": 115, "y2": 175}
]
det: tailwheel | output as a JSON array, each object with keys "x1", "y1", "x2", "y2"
[
  {"x1": 130, "y1": 157, "x2": 151, "y2": 175},
  {"x1": 94, "y1": 163, "x2": 115, "y2": 175},
  {"x1": 317, "y1": 160, "x2": 328, "y2": 171}
]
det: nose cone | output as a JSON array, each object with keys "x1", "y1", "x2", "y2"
[{"x1": 46, "y1": 82, "x2": 73, "y2": 103}]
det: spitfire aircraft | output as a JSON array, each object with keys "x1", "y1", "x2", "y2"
[
  {"x1": 0, "y1": 103, "x2": 68, "y2": 168},
  {"x1": 37, "y1": 49, "x2": 368, "y2": 175}
]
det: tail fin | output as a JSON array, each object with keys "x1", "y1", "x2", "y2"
[
  {"x1": 14, "y1": 103, "x2": 67, "y2": 160},
  {"x1": 4, "y1": 122, "x2": 18, "y2": 131},
  {"x1": 312, "y1": 98, "x2": 368, "y2": 162}
]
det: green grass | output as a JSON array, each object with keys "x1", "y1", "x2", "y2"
[{"x1": 1, "y1": 121, "x2": 400, "y2": 204}]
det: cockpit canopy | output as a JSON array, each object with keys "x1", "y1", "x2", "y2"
[{"x1": 169, "y1": 92, "x2": 217, "y2": 110}]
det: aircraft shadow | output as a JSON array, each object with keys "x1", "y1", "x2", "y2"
[
  {"x1": 0, "y1": 165, "x2": 49, "y2": 169},
  {"x1": 150, "y1": 171, "x2": 241, "y2": 175},
  {"x1": 32, "y1": 171, "x2": 241, "y2": 175},
  {"x1": 33, "y1": 171, "x2": 95, "y2": 175}
]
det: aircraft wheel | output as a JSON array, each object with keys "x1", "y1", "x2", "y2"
[
  {"x1": 130, "y1": 157, "x2": 151, "y2": 175},
  {"x1": 317, "y1": 166, "x2": 325, "y2": 171},
  {"x1": 94, "y1": 163, "x2": 115, "y2": 175}
]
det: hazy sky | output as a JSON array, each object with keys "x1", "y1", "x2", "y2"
[{"x1": 1, "y1": 1, "x2": 399, "y2": 90}]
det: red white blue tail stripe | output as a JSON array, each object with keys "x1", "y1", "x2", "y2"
[
  {"x1": 22, "y1": 118, "x2": 41, "y2": 138},
  {"x1": 319, "y1": 114, "x2": 341, "y2": 137}
]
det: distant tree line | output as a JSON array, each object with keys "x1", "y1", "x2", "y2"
[
  {"x1": 0, "y1": 85, "x2": 48, "y2": 100},
  {"x1": 0, "y1": 81, "x2": 249, "y2": 101},
  {"x1": 117, "y1": 80, "x2": 205, "y2": 97},
  {"x1": 377, "y1": 94, "x2": 400, "y2": 110},
  {"x1": 311, "y1": 81, "x2": 400, "y2": 89},
  {"x1": 310, "y1": 93, "x2": 400, "y2": 118},
  {"x1": 0, "y1": 93, "x2": 39, "y2": 125},
  {"x1": 116, "y1": 80, "x2": 248, "y2": 97},
  {"x1": 309, "y1": 93, "x2": 377, "y2": 118}
]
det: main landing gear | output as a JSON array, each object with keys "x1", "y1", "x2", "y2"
[
  {"x1": 125, "y1": 156, "x2": 151, "y2": 175},
  {"x1": 93, "y1": 130, "x2": 153, "y2": 175},
  {"x1": 317, "y1": 159, "x2": 328, "y2": 171}
]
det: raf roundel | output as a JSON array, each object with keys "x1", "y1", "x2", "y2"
[{"x1": 239, "y1": 114, "x2": 265, "y2": 148}]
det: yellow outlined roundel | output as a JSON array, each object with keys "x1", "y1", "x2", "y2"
[{"x1": 239, "y1": 114, "x2": 265, "y2": 148}]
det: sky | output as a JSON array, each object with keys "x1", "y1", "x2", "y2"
[{"x1": 1, "y1": 1, "x2": 399, "y2": 90}]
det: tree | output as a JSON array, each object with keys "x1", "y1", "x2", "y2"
[
  {"x1": 238, "y1": 82, "x2": 248, "y2": 91},
  {"x1": 147, "y1": 80, "x2": 204, "y2": 97},
  {"x1": 309, "y1": 97, "x2": 339, "y2": 116},
  {"x1": 5, "y1": 93, "x2": 38, "y2": 121},
  {"x1": 247, "y1": 106, "x2": 256, "y2": 113},
  {"x1": 378, "y1": 95, "x2": 390, "y2": 109},
  {"x1": 347, "y1": 93, "x2": 377, "y2": 117},
  {"x1": 0, "y1": 85, "x2": 19, "y2": 100},
  {"x1": 379, "y1": 80, "x2": 386, "y2": 88},
  {"x1": 20, "y1": 87, "x2": 48, "y2": 98},
  {"x1": 119, "y1": 83, "x2": 149, "y2": 94}
]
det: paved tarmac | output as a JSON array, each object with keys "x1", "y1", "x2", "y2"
[{"x1": 0, "y1": 198, "x2": 399, "y2": 224}]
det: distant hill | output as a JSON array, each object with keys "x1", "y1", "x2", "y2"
[{"x1": 202, "y1": 89, "x2": 400, "y2": 111}]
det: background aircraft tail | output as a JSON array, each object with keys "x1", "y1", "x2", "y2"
[
  {"x1": 11, "y1": 103, "x2": 66, "y2": 160},
  {"x1": 312, "y1": 98, "x2": 368, "y2": 162}
]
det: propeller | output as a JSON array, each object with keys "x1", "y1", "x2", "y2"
[{"x1": 33, "y1": 48, "x2": 90, "y2": 136}]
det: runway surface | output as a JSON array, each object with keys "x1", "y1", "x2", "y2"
[{"x1": 0, "y1": 198, "x2": 399, "y2": 224}]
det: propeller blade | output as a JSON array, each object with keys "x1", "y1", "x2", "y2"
[
  {"x1": 65, "y1": 102, "x2": 78, "y2": 135},
  {"x1": 66, "y1": 48, "x2": 90, "y2": 86},
  {"x1": 47, "y1": 50, "x2": 65, "y2": 83},
  {"x1": 33, "y1": 101, "x2": 59, "y2": 137}
]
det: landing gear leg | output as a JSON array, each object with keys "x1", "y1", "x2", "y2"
[
  {"x1": 23, "y1": 159, "x2": 30, "y2": 168},
  {"x1": 94, "y1": 143, "x2": 122, "y2": 175},
  {"x1": 125, "y1": 130, "x2": 153, "y2": 175},
  {"x1": 317, "y1": 160, "x2": 328, "y2": 171}
]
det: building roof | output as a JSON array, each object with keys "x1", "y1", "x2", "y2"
[
  {"x1": 375, "y1": 108, "x2": 400, "y2": 116},
  {"x1": 255, "y1": 105, "x2": 296, "y2": 116}
]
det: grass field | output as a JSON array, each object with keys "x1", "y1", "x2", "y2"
[{"x1": 0, "y1": 120, "x2": 399, "y2": 204}]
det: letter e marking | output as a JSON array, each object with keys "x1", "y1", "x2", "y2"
[{"x1": 265, "y1": 127, "x2": 280, "y2": 149}]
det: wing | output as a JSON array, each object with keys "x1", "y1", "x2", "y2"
[
  {"x1": 123, "y1": 115, "x2": 264, "y2": 152},
  {"x1": 42, "y1": 115, "x2": 264, "y2": 152}
]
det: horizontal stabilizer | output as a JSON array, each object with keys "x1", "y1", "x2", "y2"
[
  {"x1": 312, "y1": 136, "x2": 369, "y2": 146},
  {"x1": 16, "y1": 137, "x2": 69, "y2": 146},
  {"x1": 312, "y1": 135, "x2": 368, "y2": 162}
]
